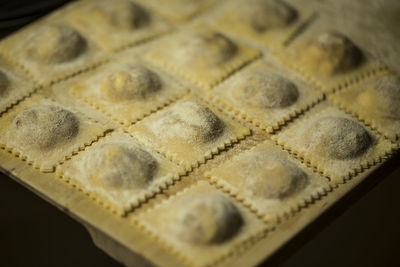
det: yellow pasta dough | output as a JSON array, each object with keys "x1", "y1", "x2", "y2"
[
  {"x1": 57, "y1": 132, "x2": 185, "y2": 214},
  {"x1": 24, "y1": 24, "x2": 87, "y2": 64},
  {"x1": 99, "y1": 65, "x2": 162, "y2": 101},
  {"x1": 71, "y1": 60, "x2": 187, "y2": 125},
  {"x1": 67, "y1": 0, "x2": 170, "y2": 52},
  {"x1": 272, "y1": 103, "x2": 395, "y2": 183},
  {"x1": 172, "y1": 193, "x2": 243, "y2": 245},
  {"x1": 0, "y1": 95, "x2": 110, "y2": 172},
  {"x1": 213, "y1": 0, "x2": 313, "y2": 48},
  {"x1": 134, "y1": 181, "x2": 266, "y2": 266},
  {"x1": 12, "y1": 105, "x2": 80, "y2": 150},
  {"x1": 129, "y1": 96, "x2": 250, "y2": 168},
  {"x1": 300, "y1": 31, "x2": 363, "y2": 76},
  {"x1": 208, "y1": 60, "x2": 323, "y2": 132},
  {"x1": 273, "y1": 21, "x2": 386, "y2": 93},
  {"x1": 205, "y1": 140, "x2": 330, "y2": 223},
  {"x1": 145, "y1": 24, "x2": 260, "y2": 89}
]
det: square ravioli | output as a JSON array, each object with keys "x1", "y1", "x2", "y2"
[
  {"x1": 128, "y1": 95, "x2": 251, "y2": 169},
  {"x1": 70, "y1": 58, "x2": 188, "y2": 126},
  {"x1": 330, "y1": 73, "x2": 400, "y2": 141},
  {"x1": 134, "y1": 181, "x2": 267, "y2": 267},
  {"x1": 205, "y1": 139, "x2": 331, "y2": 224},
  {"x1": 135, "y1": 0, "x2": 219, "y2": 23},
  {"x1": 66, "y1": 0, "x2": 170, "y2": 52},
  {"x1": 145, "y1": 24, "x2": 260, "y2": 89},
  {"x1": 56, "y1": 132, "x2": 185, "y2": 215},
  {"x1": 272, "y1": 20, "x2": 387, "y2": 93},
  {"x1": 208, "y1": 60, "x2": 323, "y2": 133},
  {"x1": 0, "y1": 9, "x2": 105, "y2": 86},
  {"x1": 0, "y1": 95, "x2": 110, "y2": 172},
  {"x1": 0, "y1": 55, "x2": 38, "y2": 114},
  {"x1": 272, "y1": 102, "x2": 395, "y2": 184},
  {"x1": 213, "y1": 0, "x2": 314, "y2": 49}
]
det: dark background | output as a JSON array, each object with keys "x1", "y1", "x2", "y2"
[{"x1": 0, "y1": 1, "x2": 399, "y2": 266}]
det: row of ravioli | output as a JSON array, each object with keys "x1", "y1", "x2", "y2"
[
  {"x1": 0, "y1": 0, "x2": 398, "y2": 138},
  {"x1": 0, "y1": 0, "x2": 399, "y2": 265}
]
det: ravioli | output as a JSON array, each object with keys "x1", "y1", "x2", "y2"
[
  {"x1": 238, "y1": 0, "x2": 298, "y2": 33},
  {"x1": 12, "y1": 105, "x2": 80, "y2": 150},
  {"x1": 208, "y1": 60, "x2": 322, "y2": 133},
  {"x1": 0, "y1": 15, "x2": 104, "y2": 86},
  {"x1": 0, "y1": 96, "x2": 109, "y2": 172},
  {"x1": 232, "y1": 151, "x2": 307, "y2": 199},
  {"x1": 148, "y1": 100, "x2": 225, "y2": 143},
  {"x1": 88, "y1": 0, "x2": 149, "y2": 30},
  {"x1": 300, "y1": 32, "x2": 363, "y2": 76},
  {"x1": 67, "y1": 0, "x2": 169, "y2": 52},
  {"x1": 330, "y1": 74, "x2": 400, "y2": 140},
  {"x1": 83, "y1": 142, "x2": 158, "y2": 190},
  {"x1": 272, "y1": 21, "x2": 386, "y2": 93},
  {"x1": 213, "y1": 0, "x2": 310, "y2": 48},
  {"x1": 57, "y1": 132, "x2": 185, "y2": 214},
  {"x1": 272, "y1": 103, "x2": 394, "y2": 183},
  {"x1": 24, "y1": 24, "x2": 87, "y2": 64},
  {"x1": 129, "y1": 96, "x2": 250, "y2": 168},
  {"x1": 300, "y1": 117, "x2": 372, "y2": 160},
  {"x1": 357, "y1": 76, "x2": 400, "y2": 119},
  {"x1": 146, "y1": 24, "x2": 260, "y2": 89},
  {"x1": 205, "y1": 140, "x2": 331, "y2": 223},
  {"x1": 99, "y1": 64, "x2": 161, "y2": 101},
  {"x1": 135, "y1": 181, "x2": 266, "y2": 265},
  {"x1": 173, "y1": 194, "x2": 243, "y2": 245},
  {"x1": 70, "y1": 60, "x2": 187, "y2": 125},
  {"x1": 231, "y1": 70, "x2": 299, "y2": 108}
]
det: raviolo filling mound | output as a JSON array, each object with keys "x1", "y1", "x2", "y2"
[
  {"x1": 301, "y1": 32, "x2": 363, "y2": 75},
  {"x1": 153, "y1": 100, "x2": 225, "y2": 143},
  {"x1": 234, "y1": 151, "x2": 308, "y2": 199},
  {"x1": 83, "y1": 142, "x2": 158, "y2": 190},
  {"x1": 240, "y1": 0, "x2": 298, "y2": 32},
  {"x1": 12, "y1": 105, "x2": 80, "y2": 150},
  {"x1": 90, "y1": 0, "x2": 149, "y2": 30},
  {"x1": 357, "y1": 76, "x2": 400, "y2": 120},
  {"x1": 24, "y1": 24, "x2": 87, "y2": 64},
  {"x1": 99, "y1": 64, "x2": 162, "y2": 101},
  {"x1": 232, "y1": 70, "x2": 299, "y2": 108},
  {"x1": 0, "y1": 70, "x2": 10, "y2": 96},
  {"x1": 302, "y1": 117, "x2": 372, "y2": 160},
  {"x1": 177, "y1": 30, "x2": 237, "y2": 67},
  {"x1": 173, "y1": 194, "x2": 243, "y2": 245}
]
